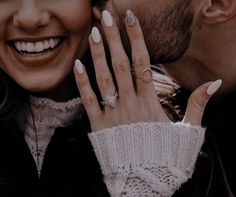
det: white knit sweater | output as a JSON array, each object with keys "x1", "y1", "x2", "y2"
[
  {"x1": 17, "y1": 96, "x2": 205, "y2": 196},
  {"x1": 89, "y1": 122, "x2": 205, "y2": 197}
]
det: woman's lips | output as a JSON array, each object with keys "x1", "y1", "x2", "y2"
[
  {"x1": 8, "y1": 37, "x2": 66, "y2": 65},
  {"x1": 13, "y1": 37, "x2": 62, "y2": 53}
]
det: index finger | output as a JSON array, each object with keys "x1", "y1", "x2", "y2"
[{"x1": 101, "y1": 10, "x2": 135, "y2": 98}]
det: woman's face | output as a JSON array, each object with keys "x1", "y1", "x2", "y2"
[{"x1": 0, "y1": 0, "x2": 92, "y2": 93}]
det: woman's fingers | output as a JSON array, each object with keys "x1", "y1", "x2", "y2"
[
  {"x1": 89, "y1": 27, "x2": 116, "y2": 106},
  {"x1": 74, "y1": 60, "x2": 102, "y2": 128},
  {"x1": 101, "y1": 10, "x2": 135, "y2": 98},
  {"x1": 183, "y1": 79, "x2": 222, "y2": 125}
]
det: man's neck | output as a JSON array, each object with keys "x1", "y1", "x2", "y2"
[{"x1": 163, "y1": 23, "x2": 236, "y2": 96}]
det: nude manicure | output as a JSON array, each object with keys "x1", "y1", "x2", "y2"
[
  {"x1": 207, "y1": 79, "x2": 222, "y2": 96},
  {"x1": 91, "y1": 27, "x2": 101, "y2": 44},
  {"x1": 102, "y1": 10, "x2": 113, "y2": 27},
  {"x1": 75, "y1": 59, "x2": 84, "y2": 74},
  {"x1": 126, "y1": 10, "x2": 136, "y2": 27}
]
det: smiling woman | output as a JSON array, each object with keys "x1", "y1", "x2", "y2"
[
  {"x1": 0, "y1": 1, "x2": 101, "y2": 196},
  {"x1": 0, "y1": 0, "x2": 93, "y2": 120},
  {"x1": 0, "y1": 0, "x2": 92, "y2": 93},
  {"x1": 0, "y1": 0, "x2": 221, "y2": 197}
]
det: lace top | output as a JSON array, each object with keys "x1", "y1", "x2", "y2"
[{"x1": 17, "y1": 96, "x2": 82, "y2": 175}]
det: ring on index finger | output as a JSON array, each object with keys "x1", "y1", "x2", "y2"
[{"x1": 136, "y1": 68, "x2": 153, "y2": 83}]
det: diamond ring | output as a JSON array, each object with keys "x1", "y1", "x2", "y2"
[{"x1": 101, "y1": 91, "x2": 119, "y2": 108}]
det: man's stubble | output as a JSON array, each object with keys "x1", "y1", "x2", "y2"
[{"x1": 116, "y1": 0, "x2": 194, "y2": 64}]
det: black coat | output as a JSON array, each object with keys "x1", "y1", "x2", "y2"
[
  {"x1": 172, "y1": 89, "x2": 235, "y2": 197},
  {"x1": 0, "y1": 114, "x2": 109, "y2": 197}
]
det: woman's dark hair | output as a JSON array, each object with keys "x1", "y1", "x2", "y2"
[
  {"x1": 92, "y1": 0, "x2": 108, "y2": 7},
  {"x1": 92, "y1": 0, "x2": 98, "y2": 5},
  {"x1": 0, "y1": 69, "x2": 29, "y2": 122}
]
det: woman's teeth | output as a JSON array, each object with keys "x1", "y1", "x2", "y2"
[{"x1": 13, "y1": 38, "x2": 61, "y2": 54}]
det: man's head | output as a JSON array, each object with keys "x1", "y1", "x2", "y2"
[
  {"x1": 161, "y1": 0, "x2": 236, "y2": 95},
  {"x1": 94, "y1": 0, "x2": 236, "y2": 96},
  {"x1": 94, "y1": 0, "x2": 194, "y2": 64}
]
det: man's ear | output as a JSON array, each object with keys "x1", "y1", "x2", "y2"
[{"x1": 201, "y1": 0, "x2": 236, "y2": 23}]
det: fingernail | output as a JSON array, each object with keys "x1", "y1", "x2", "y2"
[
  {"x1": 91, "y1": 27, "x2": 101, "y2": 44},
  {"x1": 126, "y1": 10, "x2": 136, "y2": 27},
  {"x1": 75, "y1": 59, "x2": 84, "y2": 74},
  {"x1": 207, "y1": 79, "x2": 222, "y2": 95},
  {"x1": 102, "y1": 10, "x2": 113, "y2": 27}
]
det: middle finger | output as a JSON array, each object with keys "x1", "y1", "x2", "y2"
[{"x1": 101, "y1": 10, "x2": 135, "y2": 98}]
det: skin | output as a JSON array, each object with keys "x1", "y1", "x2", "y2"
[
  {"x1": 96, "y1": 0, "x2": 236, "y2": 97},
  {"x1": 74, "y1": 10, "x2": 216, "y2": 131},
  {"x1": 0, "y1": 0, "x2": 92, "y2": 100}
]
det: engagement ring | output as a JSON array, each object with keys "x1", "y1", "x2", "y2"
[{"x1": 101, "y1": 91, "x2": 119, "y2": 108}]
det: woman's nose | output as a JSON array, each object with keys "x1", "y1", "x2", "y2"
[{"x1": 13, "y1": 0, "x2": 50, "y2": 31}]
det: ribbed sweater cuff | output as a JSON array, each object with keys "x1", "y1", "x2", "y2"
[{"x1": 88, "y1": 122, "x2": 205, "y2": 177}]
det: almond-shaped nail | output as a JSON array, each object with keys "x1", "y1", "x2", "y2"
[
  {"x1": 102, "y1": 10, "x2": 113, "y2": 27},
  {"x1": 207, "y1": 79, "x2": 222, "y2": 96},
  {"x1": 126, "y1": 10, "x2": 136, "y2": 27},
  {"x1": 91, "y1": 27, "x2": 101, "y2": 44},
  {"x1": 75, "y1": 59, "x2": 84, "y2": 74}
]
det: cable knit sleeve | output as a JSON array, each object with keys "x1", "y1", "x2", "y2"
[{"x1": 88, "y1": 122, "x2": 205, "y2": 197}]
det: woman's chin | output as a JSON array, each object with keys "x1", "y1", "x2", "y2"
[{"x1": 20, "y1": 75, "x2": 78, "y2": 101}]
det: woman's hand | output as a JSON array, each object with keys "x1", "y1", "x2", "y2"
[{"x1": 74, "y1": 10, "x2": 221, "y2": 132}]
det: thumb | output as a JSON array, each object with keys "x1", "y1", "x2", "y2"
[{"x1": 183, "y1": 79, "x2": 222, "y2": 125}]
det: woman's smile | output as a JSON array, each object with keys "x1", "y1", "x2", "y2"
[
  {"x1": 13, "y1": 37, "x2": 61, "y2": 55},
  {"x1": 7, "y1": 36, "x2": 67, "y2": 65},
  {"x1": 0, "y1": 0, "x2": 92, "y2": 93}
]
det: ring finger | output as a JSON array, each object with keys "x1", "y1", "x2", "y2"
[
  {"x1": 125, "y1": 10, "x2": 155, "y2": 97},
  {"x1": 125, "y1": 10, "x2": 156, "y2": 99}
]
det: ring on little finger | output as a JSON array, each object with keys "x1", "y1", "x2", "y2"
[
  {"x1": 101, "y1": 91, "x2": 119, "y2": 108},
  {"x1": 136, "y1": 68, "x2": 153, "y2": 83}
]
